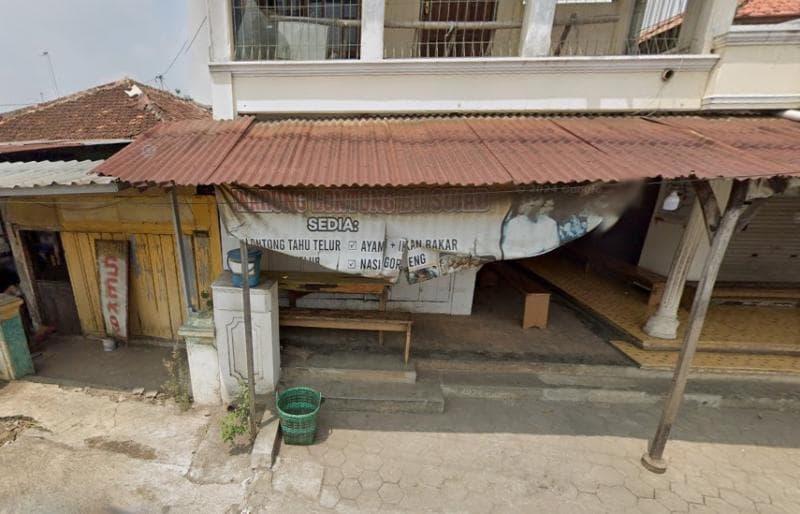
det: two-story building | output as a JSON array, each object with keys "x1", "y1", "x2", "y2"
[{"x1": 93, "y1": 0, "x2": 800, "y2": 404}]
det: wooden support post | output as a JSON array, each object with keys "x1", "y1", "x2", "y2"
[
  {"x1": 1, "y1": 214, "x2": 42, "y2": 331},
  {"x1": 642, "y1": 180, "x2": 750, "y2": 473},
  {"x1": 240, "y1": 240, "x2": 258, "y2": 443},
  {"x1": 170, "y1": 186, "x2": 195, "y2": 315}
]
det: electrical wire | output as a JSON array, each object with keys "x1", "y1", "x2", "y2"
[{"x1": 151, "y1": 16, "x2": 208, "y2": 88}]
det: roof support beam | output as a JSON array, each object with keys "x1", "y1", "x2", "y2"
[
  {"x1": 170, "y1": 186, "x2": 196, "y2": 316},
  {"x1": 239, "y1": 240, "x2": 258, "y2": 443},
  {"x1": 692, "y1": 180, "x2": 722, "y2": 240},
  {"x1": 642, "y1": 179, "x2": 749, "y2": 473}
]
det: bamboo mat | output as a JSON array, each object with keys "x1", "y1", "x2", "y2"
[
  {"x1": 526, "y1": 256, "x2": 800, "y2": 355},
  {"x1": 611, "y1": 340, "x2": 800, "y2": 374}
]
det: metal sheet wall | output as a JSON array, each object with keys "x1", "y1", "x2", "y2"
[{"x1": 719, "y1": 197, "x2": 800, "y2": 284}]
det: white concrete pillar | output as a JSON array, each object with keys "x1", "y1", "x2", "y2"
[
  {"x1": 519, "y1": 0, "x2": 558, "y2": 57},
  {"x1": 643, "y1": 199, "x2": 705, "y2": 339},
  {"x1": 360, "y1": 0, "x2": 385, "y2": 61},
  {"x1": 210, "y1": 71, "x2": 236, "y2": 120},
  {"x1": 178, "y1": 313, "x2": 222, "y2": 405},
  {"x1": 208, "y1": 0, "x2": 235, "y2": 63},
  {"x1": 212, "y1": 272, "x2": 281, "y2": 404},
  {"x1": 678, "y1": 0, "x2": 738, "y2": 54}
]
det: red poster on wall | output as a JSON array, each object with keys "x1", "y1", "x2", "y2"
[{"x1": 96, "y1": 240, "x2": 129, "y2": 341}]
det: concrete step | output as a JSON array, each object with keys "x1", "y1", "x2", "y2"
[
  {"x1": 429, "y1": 369, "x2": 800, "y2": 411},
  {"x1": 278, "y1": 378, "x2": 444, "y2": 414},
  {"x1": 282, "y1": 348, "x2": 417, "y2": 384}
]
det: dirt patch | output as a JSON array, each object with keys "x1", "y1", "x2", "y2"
[
  {"x1": 84, "y1": 436, "x2": 157, "y2": 460},
  {"x1": 0, "y1": 415, "x2": 45, "y2": 446}
]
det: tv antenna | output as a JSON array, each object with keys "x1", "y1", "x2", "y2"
[{"x1": 40, "y1": 50, "x2": 60, "y2": 98}]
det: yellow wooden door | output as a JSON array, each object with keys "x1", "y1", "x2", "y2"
[{"x1": 61, "y1": 231, "x2": 190, "y2": 340}]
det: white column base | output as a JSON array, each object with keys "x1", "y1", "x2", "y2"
[
  {"x1": 178, "y1": 313, "x2": 222, "y2": 405},
  {"x1": 643, "y1": 312, "x2": 680, "y2": 340}
]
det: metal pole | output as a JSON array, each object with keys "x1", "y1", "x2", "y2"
[
  {"x1": 170, "y1": 186, "x2": 195, "y2": 314},
  {"x1": 239, "y1": 240, "x2": 258, "y2": 442},
  {"x1": 642, "y1": 180, "x2": 749, "y2": 473}
]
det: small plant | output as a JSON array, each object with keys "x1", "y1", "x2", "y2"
[
  {"x1": 200, "y1": 290, "x2": 213, "y2": 311},
  {"x1": 221, "y1": 379, "x2": 251, "y2": 444},
  {"x1": 162, "y1": 343, "x2": 192, "y2": 411}
]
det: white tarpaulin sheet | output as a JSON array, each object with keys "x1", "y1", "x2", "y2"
[{"x1": 218, "y1": 185, "x2": 637, "y2": 283}]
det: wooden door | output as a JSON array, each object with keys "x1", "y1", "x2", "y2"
[
  {"x1": 419, "y1": 0, "x2": 498, "y2": 57},
  {"x1": 61, "y1": 231, "x2": 194, "y2": 340}
]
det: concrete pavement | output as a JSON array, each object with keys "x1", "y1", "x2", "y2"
[{"x1": 2, "y1": 378, "x2": 800, "y2": 513}]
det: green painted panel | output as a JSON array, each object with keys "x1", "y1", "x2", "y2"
[{"x1": 2, "y1": 315, "x2": 34, "y2": 378}]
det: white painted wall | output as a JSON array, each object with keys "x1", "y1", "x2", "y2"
[
  {"x1": 219, "y1": 213, "x2": 476, "y2": 315},
  {"x1": 201, "y1": 0, "x2": 800, "y2": 116},
  {"x1": 220, "y1": 56, "x2": 717, "y2": 114},
  {"x1": 703, "y1": 24, "x2": 800, "y2": 109},
  {"x1": 638, "y1": 179, "x2": 732, "y2": 282}
]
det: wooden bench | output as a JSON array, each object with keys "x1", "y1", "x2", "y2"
[
  {"x1": 493, "y1": 263, "x2": 551, "y2": 329},
  {"x1": 559, "y1": 247, "x2": 667, "y2": 307},
  {"x1": 682, "y1": 282, "x2": 800, "y2": 308},
  {"x1": 280, "y1": 308, "x2": 414, "y2": 363}
]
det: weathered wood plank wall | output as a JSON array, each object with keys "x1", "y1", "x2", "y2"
[{"x1": 3, "y1": 189, "x2": 222, "y2": 341}]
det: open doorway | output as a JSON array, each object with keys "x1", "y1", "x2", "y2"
[{"x1": 20, "y1": 230, "x2": 81, "y2": 335}]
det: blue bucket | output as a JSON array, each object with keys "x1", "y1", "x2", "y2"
[{"x1": 227, "y1": 248, "x2": 262, "y2": 287}]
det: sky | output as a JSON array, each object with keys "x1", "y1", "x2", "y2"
[{"x1": 0, "y1": 0, "x2": 206, "y2": 113}]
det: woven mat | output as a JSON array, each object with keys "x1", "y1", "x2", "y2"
[
  {"x1": 611, "y1": 340, "x2": 800, "y2": 374},
  {"x1": 527, "y1": 256, "x2": 800, "y2": 355}
]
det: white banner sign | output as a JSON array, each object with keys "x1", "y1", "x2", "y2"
[
  {"x1": 96, "y1": 240, "x2": 129, "y2": 340},
  {"x1": 218, "y1": 185, "x2": 637, "y2": 283}
]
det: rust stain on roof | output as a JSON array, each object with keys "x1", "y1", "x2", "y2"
[{"x1": 95, "y1": 115, "x2": 800, "y2": 188}]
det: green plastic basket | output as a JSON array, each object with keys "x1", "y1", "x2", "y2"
[{"x1": 276, "y1": 387, "x2": 322, "y2": 445}]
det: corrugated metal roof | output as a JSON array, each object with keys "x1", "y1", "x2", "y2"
[
  {"x1": 0, "y1": 159, "x2": 114, "y2": 190},
  {"x1": 95, "y1": 115, "x2": 800, "y2": 188}
]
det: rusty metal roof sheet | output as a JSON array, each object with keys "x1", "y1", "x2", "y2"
[{"x1": 95, "y1": 115, "x2": 800, "y2": 188}]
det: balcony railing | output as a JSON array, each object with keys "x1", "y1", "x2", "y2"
[
  {"x1": 384, "y1": 0, "x2": 523, "y2": 58},
  {"x1": 230, "y1": 0, "x2": 695, "y2": 61},
  {"x1": 232, "y1": 0, "x2": 362, "y2": 60}
]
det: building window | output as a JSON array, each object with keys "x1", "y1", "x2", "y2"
[
  {"x1": 232, "y1": 0, "x2": 362, "y2": 60},
  {"x1": 384, "y1": 0, "x2": 522, "y2": 58}
]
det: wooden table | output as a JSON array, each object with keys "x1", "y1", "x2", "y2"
[
  {"x1": 262, "y1": 271, "x2": 392, "y2": 309},
  {"x1": 264, "y1": 271, "x2": 411, "y2": 358}
]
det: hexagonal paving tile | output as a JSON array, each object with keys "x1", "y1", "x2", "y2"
[
  {"x1": 338, "y1": 478, "x2": 362, "y2": 500},
  {"x1": 358, "y1": 469, "x2": 383, "y2": 491},
  {"x1": 323, "y1": 466, "x2": 344, "y2": 487},
  {"x1": 356, "y1": 490, "x2": 382, "y2": 510},
  {"x1": 378, "y1": 482, "x2": 404, "y2": 505},
  {"x1": 341, "y1": 460, "x2": 363, "y2": 479},
  {"x1": 323, "y1": 449, "x2": 345, "y2": 467},
  {"x1": 319, "y1": 486, "x2": 340, "y2": 509},
  {"x1": 379, "y1": 463, "x2": 402, "y2": 484}
]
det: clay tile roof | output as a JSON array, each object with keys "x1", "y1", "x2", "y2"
[
  {"x1": 736, "y1": 0, "x2": 800, "y2": 22},
  {"x1": 0, "y1": 78, "x2": 210, "y2": 143}
]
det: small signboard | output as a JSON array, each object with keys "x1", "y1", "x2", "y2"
[{"x1": 96, "y1": 240, "x2": 129, "y2": 341}]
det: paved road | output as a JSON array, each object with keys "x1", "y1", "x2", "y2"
[{"x1": 2, "y1": 380, "x2": 800, "y2": 513}]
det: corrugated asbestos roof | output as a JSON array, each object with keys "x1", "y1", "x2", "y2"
[
  {"x1": 94, "y1": 115, "x2": 800, "y2": 188},
  {"x1": 0, "y1": 159, "x2": 114, "y2": 190}
]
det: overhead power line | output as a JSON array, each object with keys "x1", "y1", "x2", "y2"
[{"x1": 152, "y1": 16, "x2": 208, "y2": 89}]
